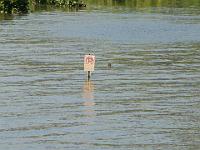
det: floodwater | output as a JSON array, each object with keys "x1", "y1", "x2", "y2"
[{"x1": 0, "y1": 2, "x2": 200, "y2": 150}]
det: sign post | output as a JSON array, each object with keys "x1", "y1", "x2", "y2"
[{"x1": 84, "y1": 54, "x2": 95, "y2": 80}]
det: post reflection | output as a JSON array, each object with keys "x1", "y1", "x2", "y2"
[{"x1": 82, "y1": 80, "x2": 96, "y2": 117}]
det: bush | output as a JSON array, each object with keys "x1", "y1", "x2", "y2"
[{"x1": 0, "y1": 0, "x2": 28, "y2": 14}]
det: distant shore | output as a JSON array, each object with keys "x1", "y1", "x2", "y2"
[{"x1": 0, "y1": 0, "x2": 86, "y2": 14}]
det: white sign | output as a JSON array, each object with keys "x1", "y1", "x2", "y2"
[{"x1": 84, "y1": 55, "x2": 95, "y2": 72}]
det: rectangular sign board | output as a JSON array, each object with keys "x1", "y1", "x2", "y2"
[{"x1": 84, "y1": 55, "x2": 95, "y2": 72}]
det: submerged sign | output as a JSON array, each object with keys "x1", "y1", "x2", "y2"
[{"x1": 84, "y1": 55, "x2": 95, "y2": 72}]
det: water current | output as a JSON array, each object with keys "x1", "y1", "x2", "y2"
[{"x1": 0, "y1": 2, "x2": 200, "y2": 150}]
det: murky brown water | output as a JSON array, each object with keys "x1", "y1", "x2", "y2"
[{"x1": 0, "y1": 2, "x2": 200, "y2": 150}]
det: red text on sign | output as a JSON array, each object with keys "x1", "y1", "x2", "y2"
[{"x1": 86, "y1": 57, "x2": 94, "y2": 64}]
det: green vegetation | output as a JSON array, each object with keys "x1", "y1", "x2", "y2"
[
  {"x1": 0, "y1": 0, "x2": 200, "y2": 14},
  {"x1": 0, "y1": 0, "x2": 85, "y2": 14},
  {"x1": 0, "y1": 0, "x2": 29, "y2": 14},
  {"x1": 84, "y1": 0, "x2": 200, "y2": 9}
]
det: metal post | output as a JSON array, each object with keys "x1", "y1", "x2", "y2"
[{"x1": 87, "y1": 71, "x2": 91, "y2": 80}]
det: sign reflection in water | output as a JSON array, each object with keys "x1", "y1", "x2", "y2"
[{"x1": 82, "y1": 80, "x2": 96, "y2": 118}]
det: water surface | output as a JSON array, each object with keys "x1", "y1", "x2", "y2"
[{"x1": 0, "y1": 2, "x2": 200, "y2": 150}]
